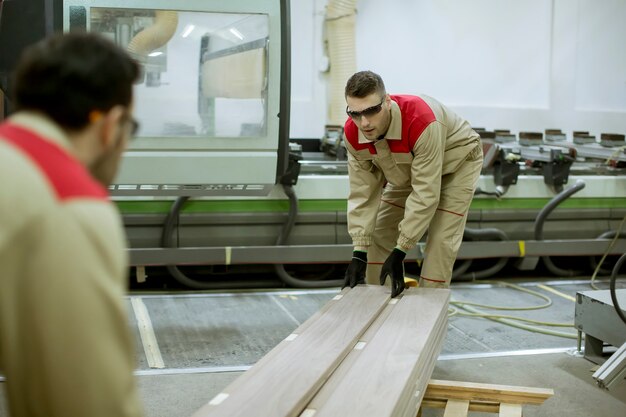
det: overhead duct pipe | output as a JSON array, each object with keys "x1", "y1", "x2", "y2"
[
  {"x1": 127, "y1": 10, "x2": 178, "y2": 59},
  {"x1": 325, "y1": 0, "x2": 357, "y2": 125}
]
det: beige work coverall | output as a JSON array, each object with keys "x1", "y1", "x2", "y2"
[
  {"x1": 0, "y1": 113, "x2": 143, "y2": 417},
  {"x1": 344, "y1": 94, "x2": 483, "y2": 287}
]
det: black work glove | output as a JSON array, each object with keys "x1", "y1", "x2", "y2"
[
  {"x1": 380, "y1": 248, "x2": 407, "y2": 298},
  {"x1": 343, "y1": 251, "x2": 367, "y2": 289}
]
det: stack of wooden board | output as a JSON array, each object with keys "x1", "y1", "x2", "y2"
[{"x1": 192, "y1": 285, "x2": 450, "y2": 417}]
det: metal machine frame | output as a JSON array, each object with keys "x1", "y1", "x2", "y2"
[{"x1": 575, "y1": 289, "x2": 626, "y2": 363}]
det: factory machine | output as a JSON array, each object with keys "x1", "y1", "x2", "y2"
[{"x1": 1, "y1": 1, "x2": 626, "y2": 291}]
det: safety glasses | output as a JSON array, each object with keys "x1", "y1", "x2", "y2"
[{"x1": 346, "y1": 99, "x2": 384, "y2": 120}]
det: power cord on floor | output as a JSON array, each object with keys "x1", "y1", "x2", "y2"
[
  {"x1": 449, "y1": 215, "x2": 626, "y2": 339},
  {"x1": 449, "y1": 280, "x2": 578, "y2": 339}
]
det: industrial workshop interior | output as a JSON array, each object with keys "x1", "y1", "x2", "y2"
[{"x1": 1, "y1": 0, "x2": 626, "y2": 416}]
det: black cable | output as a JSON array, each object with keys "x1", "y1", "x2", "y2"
[
  {"x1": 451, "y1": 258, "x2": 473, "y2": 281},
  {"x1": 160, "y1": 189, "x2": 341, "y2": 289},
  {"x1": 273, "y1": 184, "x2": 343, "y2": 288},
  {"x1": 534, "y1": 180, "x2": 586, "y2": 277},
  {"x1": 452, "y1": 228, "x2": 509, "y2": 281},
  {"x1": 161, "y1": 196, "x2": 279, "y2": 290},
  {"x1": 610, "y1": 252, "x2": 626, "y2": 326},
  {"x1": 589, "y1": 231, "x2": 626, "y2": 275}
]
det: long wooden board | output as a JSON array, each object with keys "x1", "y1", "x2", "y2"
[
  {"x1": 301, "y1": 298, "x2": 401, "y2": 411},
  {"x1": 399, "y1": 313, "x2": 448, "y2": 417},
  {"x1": 193, "y1": 286, "x2": 390, "y2": 417},
  {"x1": 308, "y1": 288, "x2": 450, "y2": 417}
]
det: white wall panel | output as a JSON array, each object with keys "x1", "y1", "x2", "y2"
[
  {"x1": 575, "y1": 0, "x2": 626, "y2": 112},
  {"x1": 356, "y1": 0, "x2": 552, "y2": 109},
  {"x1": 289, "y1": 0, "x2": 626, "y2": 138}
]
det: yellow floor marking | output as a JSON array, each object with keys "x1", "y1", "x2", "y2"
[{"x1": 131, "y1": 297, "x2": 165, "y2": 369}]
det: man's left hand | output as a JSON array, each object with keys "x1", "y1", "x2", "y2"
[{"x1": 379, "y1": 248, "x2": 407, "y2": 298}]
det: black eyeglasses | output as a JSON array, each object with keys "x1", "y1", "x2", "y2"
[{"x1": 346, "y1": 99, "x2": 385, "y2": 120}]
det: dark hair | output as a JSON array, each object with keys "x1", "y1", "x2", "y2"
[
  {"x1": 345, "y1": 70, "x2": 386, "y2": 99},
  {"x1": 12, "y1": 31, "x2": 139, "y2": 131}
]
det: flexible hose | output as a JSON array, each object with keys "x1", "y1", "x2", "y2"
[
  {"x1": 459, "y1": 257, "x2": 509, "y2": 281},
  {"x1": 273, "y1": 184, "x2": 343, "y2": 288},
  {"x1": 453, "y1": 280, "x2": 552, "y2": 311},
  {"x1": 127, "y1": 11, "x2": 179, "y2": 58},
  {"x1": 589, "y1": 230, "x2": 626, "y2": 276},
  {"x1": 453, "y1": 228, "x2": 510, "y2": 281},
  {"x1": 451, "y1": 280, "x2": 578, "y2": 339},
  {"x1": 590, "y1": 216, "x2": 626, "y2": 290},
  {"x1": 610, "y1": 252, "x2": 626, "y2": 325},
  {"x1": 451, "y1": 259, "x2": 472, "y2": 280},
  {"x1": 454, "y1": 303, "x2": 577, "y2": 339},
  {"x1": 534, "y1": 180, "x2": 586, "y2": 277},
  {"x1": 161, "y1": 197, "x2": 280, "y2": 290}
]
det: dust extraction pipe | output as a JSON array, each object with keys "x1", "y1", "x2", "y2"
[
  {"x1": 325, "y1": 0, "x2": 357, "y2": 125},
  {"x1": 127, "y1": 10, "x2": 178, "y2": 58},
  {"x1": 534, "y1": 180, "x2": 586, "y2": 277}
]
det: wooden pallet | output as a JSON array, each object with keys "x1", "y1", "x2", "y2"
[{"x1": 418, "y1": 379, "x2": 554, "y2": 417}]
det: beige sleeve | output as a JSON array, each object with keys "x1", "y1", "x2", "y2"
[
  {"x1": 346, "y1": 149, "x2": 385, "y2": 248},
  {"x1": 19, "y1": 203, "x2": 143, "y2": 417},
  {"x1": 396, "y1": 121, "x2": 447, "y2": 251}
]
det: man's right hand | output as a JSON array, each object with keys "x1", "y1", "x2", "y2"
[{"x1": 342, "y1": 251, "x2": 368, "y2": 289}]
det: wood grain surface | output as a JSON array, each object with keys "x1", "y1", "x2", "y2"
[
  {"x1": 309, "y1": 288, "x2": 450, "y2": 417},
  {"x1": 193, "y1": 286, "x2": 390, "y2": 417}
]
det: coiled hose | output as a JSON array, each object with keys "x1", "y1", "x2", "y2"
[{"x1": 534, "y1": 180, "x2": 586, "y2": 277}]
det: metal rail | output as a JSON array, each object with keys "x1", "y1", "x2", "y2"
[{"x1": 128, "y1": 238, "x2": 626, "y2": 266}]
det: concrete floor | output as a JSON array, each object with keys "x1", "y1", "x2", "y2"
[{"x1": 1, "y1": 278, "x2": 625, "y2": 416}]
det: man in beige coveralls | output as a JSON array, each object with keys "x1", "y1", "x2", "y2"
[
  {"x1": 0, "y1": 33, "x2": 142, "y2": 416},
  {"x1": 342, "y1": 71, "x2": 483, "y2": 297}
]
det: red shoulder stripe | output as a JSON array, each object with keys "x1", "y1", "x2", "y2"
[
  {"x1": 392, "y1": 95, "x2": 436, "y2": 149},
  {"x1": 0, "y1": 123, "x2": 109, "y2": 201},
  {"x1": 343, "y1": 118, "x2": 376, "y2": 154}
]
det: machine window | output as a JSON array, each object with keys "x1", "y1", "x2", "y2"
[{"x1": 89, "y1": 8, "x2": 269, "y2": 138}]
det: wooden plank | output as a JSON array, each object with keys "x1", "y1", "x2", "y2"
[
  {"x1": 302, "y1": 298, "x2": 399, "y2": 411},
  {"x1": 400, "y1": 316, "x2": 448, "y2": 417},
  {"x1": 443, "y1": 399, "x2": 470, "y2": 417},
  {"x1": 310, "y1": 288, "x2": 450, "y2": 417},
  {"x1": 421, "y1": 398, "x2": 500, "y2": 413},
  {"x1": 193, "y1": 286, "x2": 390, "y2": 417},
  {"x1": 499, "y1": 403, "x2": 523, "y2": 417},
  {"x1": 425, "y1": 379, "x2": 554, "y2": 405},
  {"x1": 209, "y1": 288, "x2": 350, "y2": 397}
]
